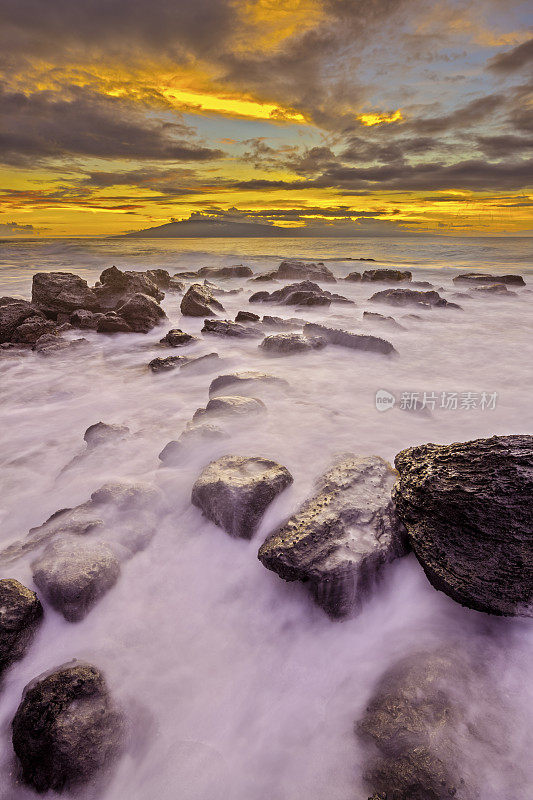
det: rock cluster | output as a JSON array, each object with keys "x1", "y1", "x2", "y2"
[
  {"x1": 250, "y1": 280, "x2": 352, "y2": 307},
  {"x1": 370, "y1": 288, "x2": 460, "y2": 309},
  {"x1": 254, "y1": 260, "x2": 337, "y2": 282},
  {"x1": 0, "y1": 579, "x2": 43, "y2": 674}
]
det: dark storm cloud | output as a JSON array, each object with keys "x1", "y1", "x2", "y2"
[
  {"x1": 488, "y1": 38, "x2": 533, "y2": 73},
  {"x1": 0, "y1": 85, "x2": 224, "y2": 166},
  {"x1": 477, "y1": 134, "x2": 533, "y2": 157},
  {"x1": 405, "y1": 94, "x2": 506, "y2": 134}
]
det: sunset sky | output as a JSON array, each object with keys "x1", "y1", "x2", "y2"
[{"x1": 0, "y1": 0, "x2": 532, "y2": 237}]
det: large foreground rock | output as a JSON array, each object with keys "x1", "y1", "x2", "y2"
[
  {"x1": 357, "y1": 648, "x2": 510, "y2": 800},
  {"x1": 192, "y1": 455, "x2": 293, "y2": 538},
  {"x1": 181, "y1": 284, "x2": 224, "y2": 316},
  {"x1": 0, "y1": 579, "x2": 43, "y2": 674},
  {"x1": 115, "y1": 292, "x2": 166, "y2": 333},
  {"x1": 393, "y1": 434, "x2": 533, "y2": 616},
  {"x1": 32, "y1": 272, "x2": 100, "y2": 316},
  {"x1": 32, "y1": 537, "x2": 121, "y2": 622},
  {"x1": 12, "y1": 662, "x2": 124, "y2": 793},
  {"x1": 258, "y1": 455, "x2": 407, "y2": 617},
  {"x1": 370, "y1": 288, "x2": 459, "y2": 309},
  {"x1": 0, "y1": 300, "x2": 50, "y2": 343},
  {"x1": 94, "y1": 266, "x2": 163, "y2": 307},
  {"x1": 303, "y1": 323, "x2": 396, "y2": 355}
]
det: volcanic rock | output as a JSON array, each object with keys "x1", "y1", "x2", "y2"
[
  {"x1": 160, "y1": 328, "x2": 197, "y2": 346},
  {"x1": 115, "y1": 292, "x2": 166, "y2": 333},
  {"x1": 303, "y1": 323, "x2": 396, "y2": 355},
  {"x1": 202, "y1": 318, "x2": 263, "y2": 338},
  {"x1": 370, "y1": 288, "x2": 460, "y2": 309},
  {"x1": 83, "y1": 422, "x2": 130, "y2": 449},
  {"x1": 180, "y1": 284, "x2": 225, "y2": 316},
  {"x1": 235, "y1": 310, "x2": 260, "y2": 322},
  {"x1": 453, "y1": 272, "x2": 525, "y2": 286},
  {"x1": 0, "y1": 579, "x2": 43, "y2": 674},
  {"x1": 32, "y1": 272, "x2": 100, "y2": 316},
  {"x1": 260, "y1": 332, "x2": 327, "y2": 354},
  {"x1": 209, "y1": 371, "x2": 289, "y2": 397},
  {"x1": 362, "y1": 269, "x2": 412, "y2": 282}
]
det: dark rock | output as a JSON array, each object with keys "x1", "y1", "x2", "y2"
[
  {"x1": 258, "y1": 455, "x2": 407, "y2": 617},
  {"x1": 363, "y1": 311, "x2": 404, "y2": 329},
  {"x1": 180, "y1": 283, "x2": 225, "y2": 316},
  {"x1": 303, "y1": 323, "x2": 396, "y2": 355},
  {"x1": 145, "y1": 268, "x2": 171, "y2": 288},
  {"x1": 96, "y1": 314, "x2": 133, "y2": 334},
  {"x1": 453, "y1": 272, "x2": 525, "y2": 286},
  {"x1": 209, "y1": 371, "x2": 289, "y2": 397},
  {"x1": 271, "y1": 260, "x2": 337, "y2": 282},
  {"x1": 193, "y1": 395, "x2": 266, "y2": 421},
  {"x1": 160, "y1": 328, "x2": 197, "y2": 346},
  {"x1": 115, "y1": 292, "x2": 166, "y2": 333},
  {"x1": 33, "y1": 334, "x2": 88, "y2": 354},
  {"x1": 70, "y1": 309, "x2": 105, "y2": 329},
  {"x1": 168, "y1": 278, "x2": 185, "y2": 291},
  {"x1": 470, "y1": 283, "x2": 515, "y2": 295},
  {"x1": 260, "y1": 332, "x2": 327, "y2": 354},
  {"x1": 192, "y1": 455, "x2": 293, "y2": 539},
  {"x1": 0, "y1": 579, "x2": 43, "y2": 674},
  {"x1": 202, "y1": 318, "x2": 263, "y2": 338},
  {"x1": 84, "y1": 422, "x2": 130, "y2": 449},
  {"x1": 32, "y1": 537, "x2": 120, "y2": 622},
  {"x1": 362, "y1": 269, "x2": 412, "y2": 282},
  {"x1": 235, "y1": 310, "x2": 260, "y2": 322},
  {"x1": 95, "y1": 266, "x2": 163, "y2": 306},
  {"x1": 370, "y1": 288, "x2": 460, "y2": 309},
  {"x1": 203, "y1": 279, "x2": 242, "y2": 296},
  {"x1": 0, "y1": 300, "x2": 45, "y2": 343},
  {"x1": 262, "y1": 315, "x2": 305, "y2": 329},
  {"x1": 410, "y1": 280, "x2": 434, "y2": 288},
  {"x1": 148, "y1": 355, "x2": 189, "y2": 373},
  {"x1": 393, "y1": 435, "x2": 533, "y2": 616},
  {"x1": 197, "y1": 264, "x2": 253, "y2": 279},
  {"x1": 250, "y1": 280, "x2": 351, "y2": 306},
  {"x1": 249, "y1": 272, "x2": 278, "y2": 281},
  {"x1": 12, "y1": 662, "x2": 124, "y2": 792},
  {"x1": 32, "y1": 272, "x2": 100, "y2": 316},
  {"x1": 12, "y1": 316, "x2": 56, "y2": 343},
  {"x1": 178, "y1": 352, "x2": 220, "y2": 373},
  {"x1": 344, "y1": 271, "x2": 361, "y2": 281}
]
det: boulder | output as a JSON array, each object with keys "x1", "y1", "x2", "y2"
[
  {"x1": 258, "y1": 455, "x2": 407, "y2": 617},
  {"x1": 83, "y1": 422, "x2": 130, "y2": 449},
  {"x1": 96, "y1": 313, "x2": 133, "y2": 334},
  {"x1": 193, "y1": 395, "x2": 266, "y2": 422},
  {"x1": 0, "y1": 579, "x2": 43, "y2": 674},
  {"x1": 209, "y1": 371, "x2": 289, "y2": 397},
  {"x1": 158, "y1": 424, "x2": 226, "y2": 464},
  {"x1": 192, "y1": 456, "x2": 293, "y2": 539},
  {"x1": 235, "y1": 310, "x2": 260, "y2": 322},
  {"x1": 356, "y1": 648, "x2": 507, "y2": 800},
  {"x1": 453, "y1": 272, "x2": 525, "y2": 286},
  {"x1": 180, "y1": 284, "x2": 224, "y2": 317},
  {"x1": 393, "y1": 434, "x2": 533, "y2": 616},
  {"x1": 271, "y1": 260, "x2": 337, "y2": 283},
  {"x1": 303, "y1": 323, "x2": 396, "y2": 355},
  {"x1": 260, "y1": 332, "x2": 327, "y2": 354},
  {"x1": 179, "y1": 352, "x2": 220, "y2": 373},
  {"x1": 202, "y1": 318, "x2": 263, "y2": 338},
  {"x1": 362, "y1": 269, "x2": 412, "y2": 282},
  {"x1": 370, "y1": 289, "x2": 460, "y2": 309},
  {"x1": 197, "y1": 264, "x2": 253, "y2": 279},
  {"x1": 0, "y1": 299, "x2": 45, "y2": 343},
  {"x1": 344, "y1": 271, "x2": 361, "y2": 281},
  {"x1": 363, "y1": 311, "x2": 404, "y2": 329},
  {"x1": 160, "y1": 328, "x2": 197, "y2": 346},
  {"x1": 410, "y1": 280, "x2": 434, "y2": 288},
  {"x1": 32, "y1": 537, "x2": 120, "y2": 622},
  {"x1": 145, "y1": 268, "x2": 171, "y2": 288},
  {"x1": 115, "y1": 292, "x2": 166, "y2": 333},
  {"x1": 12, "y1": 662, "x2": 124, "y2": 792},
  {"x1": 94, "y1": 266, "x2": 163, "y2": 307},
  {"x1": 262, "y1": 315, "x2": 305, "y2": 329},
  {"x1": 149, "y1": 355, "x2": 190, "y2": 373},
  {"x1": 70, "y1": 309, "x2": 105, "y2": 329},
  {"x1": 32, "y1": 272, "x2": 100, "y2": 316},
  {"x1": 470, "y1": 283, "x2": 515, "y2": 295},
  {"x1": 250, "y1": 280, "x2": 351, "y2": 306},
  {"x1": 12, "y1": 316, "x2": 56, "y2": 343}
]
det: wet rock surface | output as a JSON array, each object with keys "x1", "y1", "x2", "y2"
[
  {"x1": 193, "y1": 395, "x2": 267, "y2": 421},
  {"x1": 209, "y1": 371, "x2": 289, "y2": 397},
  {"x1": 84, "y1": 422, "x2": 130, "y2": 449},
  {"x1": 32, "y1": 272, "x2": 101, "y2": 316},
  {"x1": 250, "y1": 280, "x2": 351, "y2": 307},
  {"x1": 258, "y1": 455, "x2": 407, "y2": 617},
  {"x1": 0, "y1": 579, "x2": 43, "y2": 674},
  {"x1": 202, "y1": 318, "x2": 264, "y2": 338},
  {"x1": 97, "y1": 313, "x2": 133, "y2": 334},
  {"x1": 303, "y1": 322, "x2": 396, "y2": 355},
  {"x1": 260, "y1": 332, "x2": 328, "y2": 354},
  {"x1": 12, "y1": 662, "x2": 124, "y2": 792},
  {"x1": 0, "y1": 300, "x2": 51, "y2": 344},
  {"x1": 453, "y1": 272, "x2": 525, "y2": 286},
  {"x1": 192, "y1": 455, "x2": 293, "y2": 538},
  {"x1": 94, "y1": 265, "x2": 164, "y2": 307},
  {"x1": 393, "y1": 434, "x2": 533, "y2": 616},
  {"x1": 180, "y1": 284, "x2": 225, "y2": 316},
  {"x1": 362, "y1": 269, "x2": 412, "y2": 282},
  {"x1": 32, "y1": 537, "x2": 121, "y2": 622},
  {"x1": 160, "y1": 328, "x2": 197, "y2": 346},
  {"x1": 235, "y1": 310, "x2": 260, "y2": 322},
  {"x1": 370, "y1": 288, "x2": 460, "y2": 309},
  {"x1": 115, "y1": 292, "x2": 166, "y2": 333},
  {"x1": 270, "y1": 260, "x2": 337, "y2": 282}
]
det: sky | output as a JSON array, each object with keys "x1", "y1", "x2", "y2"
[{"x1": 0, "y1": 0, "x2": 532, "y2": 238}]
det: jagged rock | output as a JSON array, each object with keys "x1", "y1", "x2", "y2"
[
  {"x1": 258, "y1": 455, "x2": 407, "y2": 617},
  {"x1": 115, "y1": 292, "x2": 166, "y2": 333},
  {"x1": 202, "y1": 318, "x2": 263, "y2": 338},
  {"x1": 181, "y1": 283, "x2": 225, "y2": 316},
  {"x1": 303, "y1": 323, "x2": 396, "y2": 355},
  {"x1": 32, "y1": 272, "x2": 100, "y2": 316},
  {"x1": 393, "y1": 435, "x2": 533, "y2": 616},
  {"x1": 0, "y1": 299, "x2": 46, "y2": 343},
  {"x1": 32, "y1": 334, "x2": 88, "y2": 354},
  {"x1": 370, "y1": 289, "x2": 460, "y2": 309},
  {"x1": 470, "y1": 283, "x2": 515, "y2": 295},
  {"x1": 12, "y1": 662, "x2": 124, "y2": 792},
  {"x1": 145, "y1": 268, "x2": 171, "y2": 288},
  {"x1": 356, "y1": 647, "x2": 511, "y2": 800},
  {"x1": 179, "y1": 352, "x2": 220, "y2": 373},
  {"x1": 453, "y1": 272, "x2": 525, "y2": 286},
  {"x1": 362, "y1": 269, "x2": 412, "y2": 282},
  {"x1": 70, "y1": 309, "x2": 105, "y2": 329},
  {"x1": 96, "y1": 313, "x2": 133, "y2": 333},
  {"x1": 149, "y1": 355, "x2": 189, "y2": 373},
  {"x1": 271, "y1": 260, "x2": 337, "y2": 282},
  {"x1": 12, "y1": 316, "x2": 57, "y2": 343},
  {"x1": 193, "y1": 395, "x2": 266, "y2": 422},
  {"x1": 363, "y1": 311, "x2": 404, "y2": 329},
  {"x1": 0, "y1": 579, "x2": 43, "y2": 674},
  {"x1": 250, "y1": 280, "x2": 351, "y2": 306},
  {"x1": 197, "y1": 264, "x2": 253, "y2": 279},
  {"x1": 32, "y1": 537, "x2": 120, "y2": 622},
  {"x1": 84, "y1": 422, "x2": 130, "y2": 449},
  {"x1": 192, "y1": 456, "x2": 293, "y2": 539},
  {"x1": 344, "y1": 271, "x2": 361, "y2": 281},
  {"x1": 235, "y1": 310, "x2": 260, "y2": 322},
  {"x1": 262, "y1": 315, "x2": 305, "y2": 329},
  {"x1": 260, "y1": 332, "x2": 327, "y2": 354},
  {"x1": 250, "y1": 272, "x2": 277, "y2": 281},
  {"x1": 94, "y1": 266, "x2": 163, "y2": 307},
  {"x1": 209, "y1": 371, "x2": 289, "y2": 397},
  {"x1": 160, "y1": 328, "x2": 196, "y2": 346}
]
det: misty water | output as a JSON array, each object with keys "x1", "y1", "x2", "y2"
[{"x1": 0, "y1": 235, "x2": 532, "y2": 799}]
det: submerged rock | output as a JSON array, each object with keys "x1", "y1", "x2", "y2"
[
  {"x1": 149, "y1": 355, "x2": 190, "y2": 373},
  {"x1": 193, "y1": 395, "x2": 266, "y2": 421},
  {"x1": 0, "y1": 579, "x2": 43, "y2": 675},
  {"x1": 250, "y1": 280, "x2": 351, "y2": 307},
  {"x1": 235, "y1": 310, "x2": 260, "y2": 322},
  {"x1": 96, "y1": 313, "x2": 133, "y2": 334},
  {"x1": 32, "y1": 537, "x2": 120, "y2": 622},
  {"x1": 159, "y1": 424, "x2": 226, "y2": 464},
  {"x1": 160, "y1": 328, "x2": 197, "y2": 346},
  {"x1": 197, "y1": 264, "x2": 253, "y2": 279},
  {"x1": 209, "y1": 371, "x2": 289, "y2": 397},
  {"x1": 303, "y1": 323, "x2": 396, "y2": 355},
  {"x1": 262, "y1": 315, "x2": 305, "y2": 330},
  {"x1": 369, "y1": 288, "x2": 460, "y2": 309},
  {"x1": 362, "y1": 269, "x2": 412, "y2": 282},
  {"x1": 363, "y1": 311, "x2": 404, "y2": 329},
  {"x1": 344, "y1": 271, "x2": 362, "y2": 281},
  {"x1": 393, "y1": 434, "x2": 533, "y2": 616},
  {"x1": 12, "y1": 662, "x2": 124, "y2": 792},
  {"x1": 453, "y1": 272, "x2": 525, "y2": 286},
  {"x1": 202, "y1": 318, "x2": 263, "y2": 338},
  {"x1": 260, "y1": 332, "x2": 327, "y2": 354},
  {"x1": 258, "y1": 455, "x2": 407, "y2": 617},
  {"x1": 181, "y1": 284, "x2": 224, "y2": 317},
  {"x1": 271, "y1": 260, "x2": 337, "y2": 283},
  {"x1": 470, "y1": 283, "x2": 515, "y2": 295},
  {"x1": 192, "y1": 455, "x2": 293, "y2": 539},
  {"x1": 115, "y1": 292, "x2": 166, "y2": 333},
  {"x1": 84, "y1": 422, "x2": 130, "y2": 449}
]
